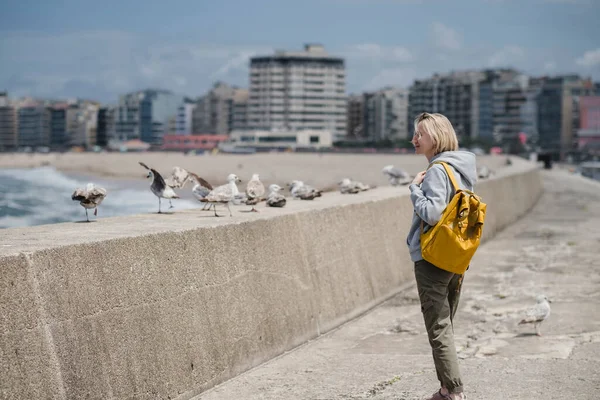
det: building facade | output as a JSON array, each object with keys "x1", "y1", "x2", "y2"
[
  {"x1": 227, "y1": 129, "x2": 333, "y2": 150},
  {"x1": 114, "y1": 89, "x2": 183, "y2": 144},
  {"x1": 362, "y1": 87, "x2": 408, "y2": 142},
  {"x1": 408, "y1": 71, "x2": 495, "y2": 140},
  {"x1": 17, "y1": 103, "x2": 50, "y2": 149},
  {"x1": 176, "y1": 101, "x2": 196, "y2": 135},
  {"x1": 0, "y1": 92, "x2": 18, "y2": 151},
  {"x1": 192, "y1": 83, "x2": 247, "y2": 134},
  {"x1": 248, "y1": 44, "x2": 346, "y2": 138},
  {"x1": 161, "y1": 134, "x2": 229, "y2": 152},
  {"x1": 346, "y1": 94, "x2": 364, "y2": 138}
]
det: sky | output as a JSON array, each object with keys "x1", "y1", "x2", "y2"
[{"x1": 0, "y1": 0, "x2": 599, "y2": 103}]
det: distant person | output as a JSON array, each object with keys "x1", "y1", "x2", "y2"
[{"x1": 407, "y1": 113, "x2": 477, "y2": 400}]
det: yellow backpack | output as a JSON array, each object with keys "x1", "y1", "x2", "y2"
[{"x1": 420, "y1": 162, "x2": 487, "y2": 275}]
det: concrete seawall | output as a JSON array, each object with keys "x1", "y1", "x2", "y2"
[{"x1": 0, "y1": 163, "x2": 542, "y2": 400}]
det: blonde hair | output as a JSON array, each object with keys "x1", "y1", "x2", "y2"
[{"x1": 414, "y1": 112, "x2": 459, "y2": 154}]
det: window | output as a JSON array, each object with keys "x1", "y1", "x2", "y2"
[
  {"x1": 310, "y1": 136, "x2": 319, "y2": 144},
  {"x1": 258, "y1": 136, "x2": 296, "y2": 143}
]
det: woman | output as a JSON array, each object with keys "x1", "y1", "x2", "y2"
[{"x1": 407, "y1": 113, "x2": 477, "y2": 400}]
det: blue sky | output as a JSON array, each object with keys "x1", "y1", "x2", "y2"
[{"x1": 1, "y1": 0, "x2": 599, "y2": 103}]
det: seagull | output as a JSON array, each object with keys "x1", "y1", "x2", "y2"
[
  {"x1": 188, "y1": 172, "x2": 213, "y2": 211},
  {"x1": 382, "y1": 165, "x2": 411, "y2": 186},
  {"x1": 164, "y1": 166, "x2": 193, "y2": 208},
  {"x1": 244, "y1": 173, "x2": 265, "y2": 212},
  {"x1": 71, "y1": 183, "x2": 107, "y2": 222},
  {"x1": 164, "y1": 166, "x2": 191, "y2": 189},
  {"x1": 139, "y1": 161, "x2": 180, "y2": 213},
  {"x1": 200, "y1": 173, "x2": 242, "y2": 217},
  {"x1": 339, "y1": 178, "x2": 370, "y2": 194},
  {"x1": 266, "y1": 184, "x2": 286, "y2": 208},
  {"x1": 288, "y1": 180, "x2": 322, "y2": 200},
  {"x1": 477, "y1": 165, "x2": 494, "y2": 180},
  {"x1": 518, "y1": 294, "x2": 552, "y2": 336}
]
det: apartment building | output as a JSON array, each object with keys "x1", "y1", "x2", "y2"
[
  {"x1": 0, "y1": 92, "x2": 18, "y2": 151},
  {"x1": 192, "y1": 83, "x2": 247, "y2": 134},
  {"x1": 363, "y1": 87, "x2": 409, "y2": 142},
  {"x1": 248, "y1": 44, "x2": 346, "y2": 138},
  {"x1": 114, "y1": 89, "x2": 183, "y2": 144}
]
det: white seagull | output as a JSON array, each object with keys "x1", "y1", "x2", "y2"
[
  {"x1": 382, "y1": 165, "x2": 412, "y2": 186},
  {"x1": 288, "y1": 180, "x2": 322, "y2": 200},
  {"x1": 71, "y1": 183, "x2": 107, "y2": 222},
  {"x1": 244, "y1": 173, "x2": 265, "y2": 212},
  {"x1": 139, "y1": 161, "x2": 180, "y2": 213},
  {"x1": 338, "y1": 178, "x2": 370, "y2": 194},
  {"x1": 200, "y1": 173, "x2": 242, "y2": 217},
  {"x1": 266, "y1": 184, "x2": 286, "y2": 208},
  {"x1": 518, "y1": 294, "x2": 552, "y2": 336}
]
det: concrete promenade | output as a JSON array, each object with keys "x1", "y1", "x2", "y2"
[{"x1": 196, "y1": 169, "x2": 600, "y2": 400}]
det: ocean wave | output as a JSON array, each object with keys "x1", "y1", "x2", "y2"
[{"x1": 0, "y1": 167, "x2": 200, "y2": 229}]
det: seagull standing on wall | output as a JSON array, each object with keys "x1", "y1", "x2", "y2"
[
  {"x1": 200, "y1": 173, "x2": 242, "y2": 217},
  {"x1": 382, "y1": 165, "x2": 412, "y2": 186},
  {"x1": 139, "y1": 162, "x2": 180, "y2": 213},
  {"x1": 189, "y1": 172, "x2": 214, "y2": 211},
  {"x1": 71, "y1": 183, "x2": 107, "y2": 222},
  {"x1": 244, "y1": 173, "x2": 265, "y2": 212}
]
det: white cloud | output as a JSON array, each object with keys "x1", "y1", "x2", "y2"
[
  {"x1": 488, "y1": 46, "x2": 525, "y2": 67},
  {"x1": 543, "y1": 61, "x2": 557, "y2": 72},
  {"x1": 0, "y1": 30, "x2": 270, "y2": 102},
  {"x1": 431, "y1": 22, "x2": 462, "y2": 51},
  {"x1": 576, "y1": 48, "x2": 600, "y2": 68},
  {"x1": 211, "y1": 49, "x2": 268, "y2": 78},
  {"x1": 344, "y1": 43, "x2": 414, "y2": 63},
  {"x1": 362, "y1": 68, "x2": 416, "y2": 91}
]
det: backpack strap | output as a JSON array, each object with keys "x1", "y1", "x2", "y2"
[{"x1": 430, "y1": 161, "x2": 460, "y2": 192}]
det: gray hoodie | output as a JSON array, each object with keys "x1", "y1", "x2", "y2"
[{"x1": 406, "y1": 151, "x2": 478, "y2": 262}]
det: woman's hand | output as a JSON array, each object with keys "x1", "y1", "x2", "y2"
[{"x1": 411, "y1": 171, "x2": 427, "y2": 185}]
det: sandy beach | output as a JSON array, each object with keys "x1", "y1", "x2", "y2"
[{"x1": 0, "y1": 152, "x2": 516, "y2": 190}]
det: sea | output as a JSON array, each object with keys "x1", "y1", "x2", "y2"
[{"x1": 0, "y1": 167, "x2": 200, "y2": 229}]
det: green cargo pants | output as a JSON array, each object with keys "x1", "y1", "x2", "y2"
[{"x1": 414, "y1": 259, "x2": 464, "y2": 394}]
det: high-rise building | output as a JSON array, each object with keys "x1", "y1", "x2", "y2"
[
  {"x1": 576, "y1": 96, "x2": 600, "y2": 151},
  {"x1": 17, "y1": 102, "x2": 50, "y2": 149},
  {"x1": 491, "y1": 71, "x2": 543, "y2": 144},
  {"x1": 0, "y1": 92, "x2": 18, "y2": 151},
  {"x1": 231, "y1": 89, "x2": 249, "y2": 131},
  {"x1": 176, "y1": 100, "x2": 196, "y2": 135},
  {"x1": 535, "y1": 75, "x2": 596, "y2": 154},
  {"x1": 363, "y1": 87, "x2": 409, "y2": 141},
  {"x1": 346, "y1": 95, "x2": 364, "y2": 138},
  {"x1": 49, "y1": 104, "x2": 68, "y2": 149},
  {"x1": 114, "y1": 89, "x2": 183, "y2": 144},
  {"x1": 96, "y1": 107, "x2": 115, "y2": 147},
  {"x1": 65, "y1": 101, "x2": 99, "y2": 148},
  {"x1": 408, "y1": 71, "x2": 494, "y2": 140},
  {"x1": 192, "y1": 83, "x2": 247, "y2": 134},
  {"x1": 248, "y1": 44, "x2": 346, "y2": 138}
]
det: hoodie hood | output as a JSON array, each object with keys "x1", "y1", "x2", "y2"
[{"x1": 429, "y1": 151, "x2": 477, "y2": 187}]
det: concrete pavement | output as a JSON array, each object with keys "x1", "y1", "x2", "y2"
[{"x1": 194, "y1": 170, "x2": 600, "y2": 400}]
